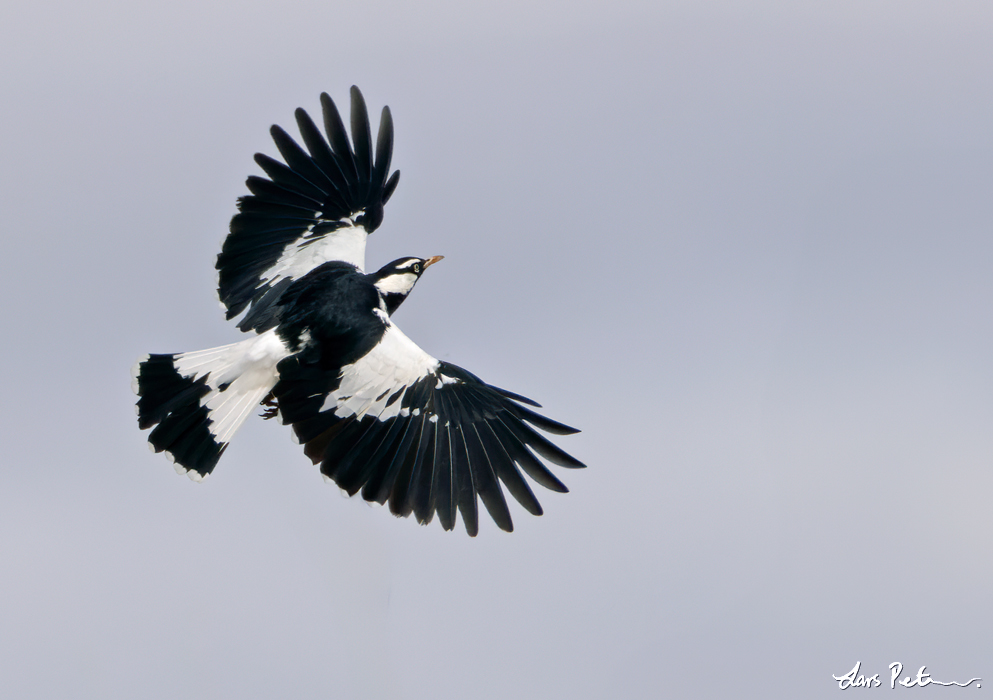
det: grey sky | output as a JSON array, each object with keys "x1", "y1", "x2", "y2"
[{"x1": 2, "y1": 1, "x2": 992, "y2": 697}]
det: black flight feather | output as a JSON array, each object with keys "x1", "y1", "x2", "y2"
[
  {"x1": 293, "y1": 107, "x2": 351, "y2": 201},
  {"x1": 383, "y1": 171, "x2": 400, "y2": 204},
  {"x1": 408, "y1": 418, "x2": 439, "y2": 524},
  {"x1": 433, "y1": 415, "x2": 456, "y2": 531},
  {"x1": 320, "y1": 92, "x2": 358, "y2": 185},
  {"x1": 451, "y1": 424, "x2": 479, "y2": 536},
  {"x1": 349, "y1": 86, "x2": 374, "y2": 200},
  {"x1": 501, "y1": 417, "x2": 587, "y2": 469},
  {"x1": 268, "y1": 125, "x2": 337, "y2": 198},
  {"x1": 490, "y1": 418, "x2": 569, "y2": 493},
  {"x1": 508, "y1": 403, "x2": 581, "y2": 436},
  {"x1": 252, "y1": 153, "x2": 327, "y2": 203},
  {"x1": 372, "y1": 106, "x2": 393, "y2": 191}
]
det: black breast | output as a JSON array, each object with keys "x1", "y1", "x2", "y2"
[{"x1": 275, "y1": 261, "x2": 387, "y2": 368}]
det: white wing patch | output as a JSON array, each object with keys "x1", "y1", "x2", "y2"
[
  {"x1": 262, "y1": 220, "x2": 368, "y2": 285},
  {"x1": 318, "y1": 322, "x2": 440, "y2": 422}
]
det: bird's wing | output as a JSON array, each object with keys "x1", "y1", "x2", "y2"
[
  {"x1": 273, "y1": 321, "x2": 585, "y2": 536},
  {"x1": 217, "y1": 87, "x2": 401, "y2": 333}
]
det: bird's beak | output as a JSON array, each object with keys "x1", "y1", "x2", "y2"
[{"x1": 423, "y1": 255, "x2": 444, "y2": 269}]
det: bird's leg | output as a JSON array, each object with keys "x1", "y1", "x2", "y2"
[{"x1": 260, "y1": 392, "x2": 279, "y2": 420}]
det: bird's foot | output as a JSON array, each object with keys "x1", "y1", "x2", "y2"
[{"x1": 260, "y1": 393, "x2": 279, "y2": 420}]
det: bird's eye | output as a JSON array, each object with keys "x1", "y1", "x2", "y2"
[{"x1": 413, "y1": 263, "x2": 421, "y2": 273}]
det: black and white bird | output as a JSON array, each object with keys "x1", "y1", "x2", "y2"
[{"x1": 132, "y1": 87, "x2": 584, "y2": 535}]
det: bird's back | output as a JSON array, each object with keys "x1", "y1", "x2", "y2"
[{"x1": 274, "y1": 261, "x2": 387, "y2": 365}]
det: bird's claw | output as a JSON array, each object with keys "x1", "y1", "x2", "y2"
[{"x1": 260, "y1": 393, "x2": 279, "y2": 420}]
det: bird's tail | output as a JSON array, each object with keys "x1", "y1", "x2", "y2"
[{"x1": 131, "y1": 331, "x2": 289, "y2": 480}]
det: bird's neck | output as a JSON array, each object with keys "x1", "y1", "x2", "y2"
[{"x1": 379, "y1": 290, "x2": 409, "y2": 316}]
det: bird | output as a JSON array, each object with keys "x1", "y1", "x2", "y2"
[{"x1": 132, "y1": 86, "x2": 584, "y2": 535}]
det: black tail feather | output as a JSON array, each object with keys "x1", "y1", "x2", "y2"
[{"x1": 133, "y1": 354, "x2": 226, "y2": 478}]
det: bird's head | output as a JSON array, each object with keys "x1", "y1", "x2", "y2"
[{"x1": 372, "y1": 255, "x2": 443, "y2": 315}]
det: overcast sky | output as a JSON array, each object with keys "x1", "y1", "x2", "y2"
[{"x1": 2, "y1": 1, "x2": 992, "y2": 698}]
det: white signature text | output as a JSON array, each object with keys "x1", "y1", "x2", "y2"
[{"x1": 833, "y1": 662, "x2": 981, "y2": 690}]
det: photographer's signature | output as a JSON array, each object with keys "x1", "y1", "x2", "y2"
[{"x1": 833, "y1": 662, "x2": 981, "y2": 689}]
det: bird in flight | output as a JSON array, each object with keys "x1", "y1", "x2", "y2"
[{"x1": 132, "y1": 87, "x2": 584, "y2": 535}]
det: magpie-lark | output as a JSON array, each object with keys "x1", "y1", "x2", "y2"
[{"x1": 132, "y1": 87, "x2": 584, "y2": 535}]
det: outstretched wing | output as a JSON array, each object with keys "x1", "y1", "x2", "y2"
[
  {"x1": 217, "y1": 86, "x2": 401, "y2": 333},
  {"x1": 273, "y1": 321, "x2": 585, "y2": 536}
]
